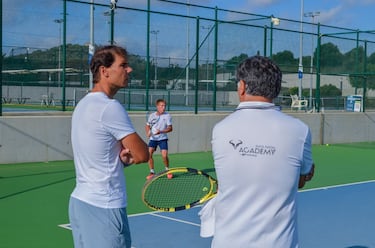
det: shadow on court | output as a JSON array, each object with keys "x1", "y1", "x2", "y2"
[
  {"x1": 130, "y1": 208, "x2": 211, "y2": 248},
  {"x1": 128, "y1": 181, "x2": 375, "y2": 248}
]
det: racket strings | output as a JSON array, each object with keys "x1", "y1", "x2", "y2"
[{"x1": 143, "y1": 171, "x2": 212, "y2": 208}]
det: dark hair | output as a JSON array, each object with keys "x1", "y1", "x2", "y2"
[
  {"x1": 236, "y1": 55, "x2": 282, "y2": 99},
  {"x1": 90, "y1": 45, "x2": 128, "y2": 84},
  {"x1": 156, "y1": 99, "x2": 166, "y2": 105}
]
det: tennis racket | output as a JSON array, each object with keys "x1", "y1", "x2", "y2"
[
  {"x1": 142, "y1": 167, "x2": 217, "y2": 212},
  {"x1": 146, "y1": 111, "x2": 160, "y2": 137}
]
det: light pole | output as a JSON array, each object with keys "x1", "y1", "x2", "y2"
[
  {"x1": 89, "y1": 0, "x2": 94, "y2": 90},
  {"x1": 54, "y1": 19, "x2": 63, "y2": 87},
  {"x1": 150, "y1": 30, "x2": 159, "y2": 89},
  {"x1": 298, "y1": 0, "x2": 304, "y2": 99},
  {"x1": 304, "y1": 11, "x2": 320, "y2": 110},
  {"x1": 186, "y1": 0, "x2": 190, "y2": 106},
  {"x1": 201, "y1": 25, "x2": 211, "y2": 81},
  {"x1": 270, "y1": 17, "x2": 280, "y2": 58},
  {"x1": 104, "y1": 11, "x2": 112, "y2": 44}
]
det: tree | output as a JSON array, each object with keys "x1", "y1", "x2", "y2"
[
  {"x1": 319, "y1": 42, "x2": 344, "y2": 70},
  {"x1": 320, "y1": 84, "x2": 342, "y2": 97},
  {"x1": 224, "y1": 53, "x2": 248, "y2": 68},
  {"x1": 343, "y1": 46, "x2": 365, "y2": 72},
  {"x1": 272, "y1": 50, "x2": 297, "y2": 72},
  {"x1": 368, "y1": 52, "x2": 375, "y2": 64},
  {"x1": 273, "y1": 50, "x2": 295, "y2": 64}
]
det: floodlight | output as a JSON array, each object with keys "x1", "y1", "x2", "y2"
[{"x1": 271, "y1": 17, "x2": 280, "y2": 26}]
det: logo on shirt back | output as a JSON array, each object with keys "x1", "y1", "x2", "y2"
[
  {"x1": 229, "y1": 140, "x2": 276, "y2": 157},
  {"x1": 229, "y1": 139, "x2": 243, "y2": 149}
]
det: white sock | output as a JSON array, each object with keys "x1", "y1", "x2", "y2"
[
  {"x1": 165, "y1": 167, "x2": 169, "y2": 171},
  {"x1": 150, "y1": 169, "x2": 155, "y2": 174}
]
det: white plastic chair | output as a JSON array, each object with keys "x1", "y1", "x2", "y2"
[{"x1": 290, "y1": 94, "x2": 308, "y2": 111}]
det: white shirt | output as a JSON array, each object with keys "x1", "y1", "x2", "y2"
[
  {"x1": 70, "y1": 92, "x2": 135, "y2": 208},
  {"x1": 147, "y1": 111, "x2": 172, "y2": 141},
  {"x1": 210, "y1": 101, "x2": 313, "y2": 248}
]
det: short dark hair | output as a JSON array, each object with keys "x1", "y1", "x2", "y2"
[
  {"x1": 236, "y1": 56, "x2": 282, "y2": 99},
  {"x1": 156, "y1": 99, "x2": 166, "y2": 105},
  {"x1": 90, "y1": 45, "x2": 128, "y2": 84}
]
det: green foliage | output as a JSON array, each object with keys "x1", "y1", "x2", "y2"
[
  {"x1": 224, "y1": 53, "x2": 248, "y2": 68},
  {"x1": 288, "y1": 87, "x2": 298, "y2": 96},
  {"x1": 319, "y1": 42, "x2": 344, "y2": 68},
  {"x1": 320, "y1": 84, "x2": 342, "y2": 97},
  {"x1": 368, "y1": 52, "x2": 375, "y2": 64},
  {"x1": 273, "y1": 50, "x2": 297, "y2": 66},
  {"x1": 343, "y1": 46, "x2": 365, "y2": 73},
  {"x1": 289, "y1": 84, "x2": 341, "y2": 97},
  {"x1": 4, "y1": 42, "x2": 375, "y2": 92}
]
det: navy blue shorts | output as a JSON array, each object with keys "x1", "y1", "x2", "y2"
[{"x1": 148, "y1": 139, "x2": 168, "y2": 150}]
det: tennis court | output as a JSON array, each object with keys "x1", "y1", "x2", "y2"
[
  {"x1": 129, "y1": 180, "x2": 375, "y2": 248},
  {"x1": 1, "y1": 143, "x2": 375, "y2": 247}
]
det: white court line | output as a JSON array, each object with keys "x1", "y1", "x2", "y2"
[
  {"x1": 146, "y1": 180, "x2": 375, "y2": 226},
  {"x1": 58, "y1": 209, "x2": 202, "y2": 231},
  {"x1": 58, "y1": 223, "x2": 71, "y2": 230},
  {"x1": 59, "y1": 180, "x2": 375, "y2": 230},
  {"x1": 149, "y1": 212, "x2": 201, "y2": 227},
  {"x1": 57, "y1": 223, "x2": 137, "y2": 247},
  {"x1": 299, "y1": 179, "x2": 375, "y2": 192}
]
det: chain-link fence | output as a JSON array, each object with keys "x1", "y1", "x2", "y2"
[{"x1": 2, "y1": 0, "x2": 375, "y2": 114}]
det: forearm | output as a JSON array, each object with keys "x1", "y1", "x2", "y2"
[
  {"x1": 298, "y1": 163, "x2": 315, "y2": 189},
  {"x1": 160, "y1": 125, "x2": 173, "y2": 134}
]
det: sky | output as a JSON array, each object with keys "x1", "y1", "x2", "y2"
[
  {"x1": 207, "y1": 0, "x2": 375, "y2": 30},
  {"x1": 3, "y1": 0, "x2": 375, "y2": 56}
]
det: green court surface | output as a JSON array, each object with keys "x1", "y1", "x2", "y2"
[{"x1": 1, "y1": 143, "x2": 375, "y2": 248}]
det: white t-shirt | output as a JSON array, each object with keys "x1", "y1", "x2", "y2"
[
  {"x1": 70, "y1": 92, "x2": 135, "y2": 209},
  {"x1": 147, "y1": 111, "x2": 172, "y2": 141},
  {"x1": 210, "y1": 101, "x2": 313, "y2": 248}
]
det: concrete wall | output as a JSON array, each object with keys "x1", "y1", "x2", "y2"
[{"x1": 1, "y1": 111, "x2": 375, "y2": 164}]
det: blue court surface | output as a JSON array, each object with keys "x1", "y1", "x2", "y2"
[{"x1": 127, "y1": 181, "x2": 375, "y2": 248}]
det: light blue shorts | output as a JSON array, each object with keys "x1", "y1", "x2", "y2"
[{"x1": 69, "y1": 197, "x2": 131, "y2": 248}]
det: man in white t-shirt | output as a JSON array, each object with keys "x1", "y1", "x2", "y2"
[
  {"x1": 201, "y1": 56, "x2": 315, "y2": 248},
  {"x1": 145, "y1": 99, "x2": 173, "y2": 179},
  {"x1": 69, "y1": 45, "x2": 149, "y2": 248}
]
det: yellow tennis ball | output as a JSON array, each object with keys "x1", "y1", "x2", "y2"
[
  {"x1": 202, "y1": 187, "x2": 208, "y2": 192},
  {"x1": 326, "y1": 144, "x2": 329, "y2": 146}
]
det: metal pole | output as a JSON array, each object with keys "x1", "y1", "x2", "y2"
[
  {"x1": 104, "y1": 11, "x2": 111, "y2": 43},
  {"x1": 298, "y1": 0, "x2": 304, "y2": 98},
  {"x1": 54, "y1": 19, "x2": 63, "y2": 87},
  {"x1": 185, "y1": 0, "x2": 190, "y2": 106},
  {"x1": 59, "y1": 21, "x2": 62, "y2": 87},
  {"x1": 194, "y1": 17, "x2": 200, "y2": 114},
  {"x1": 110, "y1": 6, "x2": 114, "y2": 45},
  {"x1": 304, "y1": 12, "x2": 320, "y2": 110},
  {"x1": 363, "y1": 41, "x2": 367, "y2": 112},
  {"x1": 151, "y1": 30, "x2": 159, "y2": 89},
  {"x1": 315, "y1": 24, "x2": 321, "y2": 112},
  {"x1": 146, "y1": 0, "x2": 151, "y2": 110},
  {"x1": 309, "y1": 20, "x2": 313, "y2": 110},
  {"x1": 201, "y1": 26, "x2": 210, "y2": 81},
  {"x1": 213, "y1": 7, "x2": 218, "y2": 111},
  {"x1": 270, "y1": 21, "x2": 273, "y2": 59},
  {"x1": 263, "y1": 26, "x2": 267, "y2": 57},
  {"x1": 269, "y1": 17, "x2": 280, "y2": 59},
  {"x1": 355, "y1": 31, "x2": 359, "y2": 95},
  {"x1": 89, "y1": 0, "x2": 94, "y2": 90},
  {"x1": 62, "y1": 0, "x2": 67, "y2": 111},
  {"x1": 0, "y1": 0, "x2": 3, "y2": 115}
]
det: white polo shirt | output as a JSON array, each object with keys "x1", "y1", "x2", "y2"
[
  {"x1": 210, "y1": 101, "x2": 313, "y2": 248},
  {"x1": 147, "y1": 111, "x2": 172, "y2": 141},
  {"x1": 71, "y1": 92, "x2": 135, "y2": 209}
]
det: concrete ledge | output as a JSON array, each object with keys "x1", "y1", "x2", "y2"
[{"x1": 1, "y1": 111, "x2": 375, "y2": 163}]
